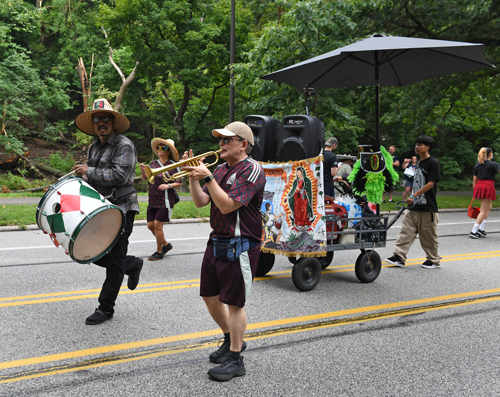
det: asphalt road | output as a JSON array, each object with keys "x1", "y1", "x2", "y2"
[{"x1": 1, "y1": 211, "x2": 500, "y2": 396}]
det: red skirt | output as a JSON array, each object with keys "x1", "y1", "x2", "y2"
[{"x1": 473, "y1": 179, "x2": 496, "y2": 200}]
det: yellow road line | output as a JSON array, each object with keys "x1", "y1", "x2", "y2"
[
  {"x1": 1, "y1": 250, "x2": 499, "y2": 307},
  {"x1": 2, "y1": 286, "x2": 500, "y2": 372},
  {"x1": 1, "y1": 288, "x2": 500, "y2": 384}
]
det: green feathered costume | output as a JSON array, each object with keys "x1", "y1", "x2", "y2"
[{"x1": 347, "y1": 146, "x2": 399, "y2": 204}]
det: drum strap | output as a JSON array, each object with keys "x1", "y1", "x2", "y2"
[{"x1": 106, "y1": 185, "x2": 136, "y2": 204}]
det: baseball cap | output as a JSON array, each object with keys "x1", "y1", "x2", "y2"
[
  {"x1": 325, "y1": 137, "x2": 338, "y2": 147},
  {"x1": 212, "y1": 121, "x2": 254, "y2": 146}
]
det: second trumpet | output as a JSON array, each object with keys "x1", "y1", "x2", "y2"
[{"x1": 144, "y1": 149, "x2": 222, "y2": 183}]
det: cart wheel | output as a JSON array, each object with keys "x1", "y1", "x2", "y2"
[
  {"x1": 256, "y1": 252, "x2": 275, "y2": 276},
  {"x1": 355, "y1": 250, "x2": 381, "y2": 283},
  {"x1": 319, "y1": 251, "x2": 334, "y2": 269},
  {"x1": 292, "y1": 258, "x2": 322, "y2": 291}
]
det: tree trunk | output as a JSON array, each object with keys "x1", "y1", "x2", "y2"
[
  {"x1": 163, "y1": 85, "x2": 189, "y2": 150},
  {"x1": 76, "y1": 57, "x2": 91, "y2": 111},
  {"x1": 114, "y1": 63, "x2": 138, "y2": 113}
]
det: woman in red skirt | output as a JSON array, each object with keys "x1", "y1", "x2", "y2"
[{"x1": 470, "y1": 147, "x2": 500, "y2": 238}]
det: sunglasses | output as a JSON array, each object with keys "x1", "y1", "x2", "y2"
[
  {"x1": 157, "y1": 145, "x2": 170, "y2": 152},
  {"x1": 220, "y1": 137, "x2": 245, "y2": 145},
  {"x1": 92, "y1": 115, "x2": 114, "y2": 123}
]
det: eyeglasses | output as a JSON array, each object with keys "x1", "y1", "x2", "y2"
[
  {"x1": 92, "y1": 115, "x2": 114, "y2": 123},
  {"x1": 157, "y1": 145, "x2": 169, "y2": 152},
  {"x1": 220, "y1": 137, "x2": 245, "y2": 145}
]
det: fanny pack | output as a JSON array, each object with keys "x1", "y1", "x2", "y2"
[{"x1": 211, "y1": 236, "x2": 257, "y2": 262}]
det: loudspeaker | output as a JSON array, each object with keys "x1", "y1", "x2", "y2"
[
  {"x1": 277, "y1": 115, "x2": 325, "y2": 161},
  {"x1": 244, "y1": 115, "x2": 281, "y2": 162}
]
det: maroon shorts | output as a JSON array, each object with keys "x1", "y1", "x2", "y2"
[
  {"x1": 147, "y1": 207, "x2": 171, "y2": 223},
  {"x1": 474, "y1": 179, "x2": 496, "y2": 200},
  {"x1": 200, "y1": 242, "x2": 260, "y2": 308}
]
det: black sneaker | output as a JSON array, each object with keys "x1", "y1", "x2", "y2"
[
  {"x1": 128, "y1": 257, "x2": 143, "y2": 290},
  {"x1": 86, "y1": 309, "x2": 113, "y2": 325},
  {"x1": 477, "y1": 230, "x2": 487, "y2": 238},
  {"x1": 208, "y1": 356, "x2": 246, "y2": 381},
  {"x1": 469, "y1": 232, "x2": 480, "y2": 239},
  {"x1": 162, "y1": 243, "x2": 173, "y2": 255},
  {"x1": 386, "y1": 254, "x2": 405, "y2": 267},
  {"x1": 209, "y1": 340, "x2": 247, "y2": 364},
  {"x1": 421, "y1": 259, "x2": 440, "y2": 269},
  {"x1": 148, "y1": 251, "x2": 164, "y2": 261}
]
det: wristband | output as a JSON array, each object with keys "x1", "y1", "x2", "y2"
[{"x1": 410, "y1": 195, "x2": 416, "y2": 199}]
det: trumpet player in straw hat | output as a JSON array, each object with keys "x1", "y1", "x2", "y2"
[
  {"x1": 139, "y1": 138, "x2": 181, "y2": 261},
  {"x1": 72, "y1": 98, "x2": 143, "y2": 325}
]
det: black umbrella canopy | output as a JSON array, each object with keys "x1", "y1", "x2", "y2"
[
  {"x1": 262, "y1": 34, "x2": 493, "y2": 147},
  {"x1": 262, "y1": 34, "x2": 493, "y2": 90}
]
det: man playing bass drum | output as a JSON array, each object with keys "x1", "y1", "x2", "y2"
[{"x1": 73, "y1": 98, "x2": 143, "y2": 325}]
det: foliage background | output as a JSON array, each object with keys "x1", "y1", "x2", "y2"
[{"x1": 1, "y1": 0, "x2": 499, "y2": 188}]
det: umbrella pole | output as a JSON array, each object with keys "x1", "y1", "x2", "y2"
[
  {"x1": 374, "y1": 62, "x2": 381, "y2": 152},
  {"x1": 375, "y1": 64, "x2": 381, "y2": 216}
]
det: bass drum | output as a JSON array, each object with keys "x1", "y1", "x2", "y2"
[{"x1": 36, "y1": 176, "x2": 125, "y2": 264}]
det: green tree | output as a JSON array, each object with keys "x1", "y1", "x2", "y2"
[
  {"x1": 98, "y1": 0, "x2": 253, "y2": 153},
  {"x1": 0, "y1": 0, "x2": 70, "y2": 154}
]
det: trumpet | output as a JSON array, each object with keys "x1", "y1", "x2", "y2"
[{"x1": 144, "y1": 149, "x2": 222, "y2": 184}]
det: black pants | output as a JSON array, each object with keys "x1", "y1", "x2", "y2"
[
  {"x1": 93, "y1": 211, "x2": 142, "y2": 314},
  {"x1": 324, "y1": 185, "x2": 335, "y2": 197}
]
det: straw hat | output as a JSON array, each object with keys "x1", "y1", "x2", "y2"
[
  {"x1": 75, "y1": 98, "x2": 130, "y2": 136},
  {"x1": 151, "y1": 138, "x2": 179, "y2": 162},
  {"x1": 337, "y1": 154, "x2": 357, "y2": 162}
]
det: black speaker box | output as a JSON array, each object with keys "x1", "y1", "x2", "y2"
[
  {"x1": 244, "y1": 115, "x2": 281, "y2": 162},
  {"x1": 277, "y1": 115, "x2": 325, "y2": 161}
]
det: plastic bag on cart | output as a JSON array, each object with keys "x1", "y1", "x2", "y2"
[
  {"x1": 354, "y1": 212, "x2": 386, "y2": 243},
  {"x1": 334, "y1": 194, "x2": 362, "y2": 227}
]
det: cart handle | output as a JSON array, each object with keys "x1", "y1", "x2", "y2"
[{"x1": 386, "y1": 201, "x2": 409, "y2": 230}]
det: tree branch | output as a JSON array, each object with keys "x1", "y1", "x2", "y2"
[
  {"x1": 101, "y1": 26, "x2": 126, "y2": 82},
  {"x1": 115, "y1": 62, "x2": 139, "y2": 112},
  {"x1": 198, "y1": 82, "x2": 229, "y2": 124}
]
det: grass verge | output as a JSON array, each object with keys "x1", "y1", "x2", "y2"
[{"x1": 0, "y1": 200, "x2": 210, "y2": 227}]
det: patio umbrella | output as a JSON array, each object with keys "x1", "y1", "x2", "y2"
[{"x1": 261, "y1": 34, "x2": 494, "y2": 148}]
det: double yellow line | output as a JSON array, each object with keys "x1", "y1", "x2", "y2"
[
  {"x1": 2, "y1": 250, "x2": 500, "y2": 307},
  {"x1": 2, "y1": 250, "x2": 500, "y2": 384},
  {"x1": 2, "y1": 287, "x2": 500, "y2": 384}
]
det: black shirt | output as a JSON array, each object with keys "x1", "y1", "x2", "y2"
[
  {"x1": 474, "y1": 160, "x2": 500, "y2": 180},
  {"x1": 323, "y1": 150, "x2": 338, "y2": 186},
  {"x1": 410, "y1": 156, "x2": 441, "y2": 213}
]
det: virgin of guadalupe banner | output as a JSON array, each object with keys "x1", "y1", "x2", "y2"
[{"x1": 259, "y1": 155, "x2": 327, "y2": 257}]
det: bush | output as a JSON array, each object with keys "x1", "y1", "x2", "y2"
[
  {"x1": 438, "y1": 176, "x2": 473, "y2": 191},
  {"x1": 0, "y1": 171, "x2": 31, "y2": 190},
  {"x1": 47, "y1": 152, "x2": 74, "y2": 173}
]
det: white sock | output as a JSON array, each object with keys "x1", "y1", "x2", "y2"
[
  {"x1": 480, "y1": 220, "x2": 486, "y2": 231},
  {"x1": 472, "y1": 223, "x2": 480, "y2": 233}
]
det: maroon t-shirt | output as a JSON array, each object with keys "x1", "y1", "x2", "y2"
[{"x1": 202, "y1": 157, "x2": 265, "y2": 242}]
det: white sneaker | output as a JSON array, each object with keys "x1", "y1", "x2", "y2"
[{"x1": 386, "y1": 255, "x2": 405, "y2": 267}]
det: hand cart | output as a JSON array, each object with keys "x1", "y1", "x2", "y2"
[{"x1": 257, "y1": 199, "x2": 407, "y2": 291}]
